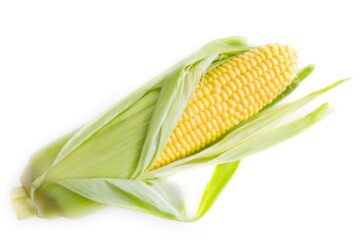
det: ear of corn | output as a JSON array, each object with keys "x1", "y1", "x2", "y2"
[{"x1": 12, "y1": 36, "x2": 345, "y2": 220}]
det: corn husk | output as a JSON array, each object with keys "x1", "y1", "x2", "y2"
[{"x1": 12, "y1": 36, "x2": 345, "y2": 220}]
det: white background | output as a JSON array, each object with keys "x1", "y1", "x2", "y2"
[{"x1": 1, "y1": 0, "x2": 359, "y2": 239}]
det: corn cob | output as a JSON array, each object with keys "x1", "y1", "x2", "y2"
[
  {"x1": 13, "y1": 36, "x2": 342, "y2": 221},
  {"x1": 152, "y1": 44, "x2": 297, "y2": 169}
]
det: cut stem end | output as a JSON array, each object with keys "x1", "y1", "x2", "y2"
[{"x1": 11, "y1": 187, "x2": 35, "y2": 219}]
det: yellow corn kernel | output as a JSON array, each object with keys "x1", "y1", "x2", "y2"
[{"x1": 151, "y1": 44, "x2": 297, "y2": 170}]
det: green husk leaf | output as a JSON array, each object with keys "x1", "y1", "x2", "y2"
[
  {"x1": 52, "y1": 77, "x2": 162, "y2": 168},
  {"x1": 210, "y1": 103, "x2": 331, "y2": 164},
  {"x1": 196, "y1": 161, "x2": 240, "y2": 220},
  {"x1": 58, "y1": 178, "x2": 187, "y2": 220},
  {"x1": 133, "y1": 59, "x2": 214, "y2": 177},
  {"x1": 20, "y1": 131, "x2": 76, "y2": 190},
  {"x1": 44, "y1": 90, "x2": 161, "y2": 181}
]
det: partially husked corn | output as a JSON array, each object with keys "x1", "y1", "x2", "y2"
[
  {"x1": 13, "y1": 35, "x2": 344, "y2": 221},
  {"x1": 152, "y1": 44, "x2": 297, "y2": 169}
]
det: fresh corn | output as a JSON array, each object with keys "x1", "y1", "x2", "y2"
[{"x1": 12, "y1": 37, "x2": 344, "y2": 221}]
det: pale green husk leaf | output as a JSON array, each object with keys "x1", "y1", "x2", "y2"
[
  {"x1": 58, "y1": 178, "x2": 187, "y2": 220},
  {"x1": 196, "y1": 161, "x2": 240, "y2": 220}
]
